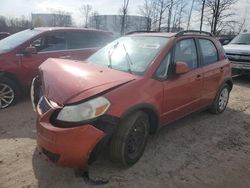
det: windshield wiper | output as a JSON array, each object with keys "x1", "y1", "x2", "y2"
[
  {"x1": 108, "y1": 42, "x2": 119, "y2": 68},
  {"x1": 122, "y1": 44, "x2": 133, "y2": 74}
]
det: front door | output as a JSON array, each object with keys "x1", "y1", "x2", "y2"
[
  {"x1": 20, "y1": 32, "x2": 70, "y2": 86},
  {"x1": 161, "y1": 38, "x2": 204, "y2": 125}
]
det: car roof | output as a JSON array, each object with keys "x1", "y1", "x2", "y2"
[{"x1": 32, "y1": 27, "x2": 112, "y2": 34}]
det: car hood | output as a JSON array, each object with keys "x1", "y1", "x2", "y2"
[
  {"x1": 39, "y1": 58, "x2": 137, "y2": 105},
  {"x1": 223, "y1": 44, "x2": 250, "y2": 55}
]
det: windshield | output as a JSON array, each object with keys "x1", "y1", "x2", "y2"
[
  {"x1": 0, "y1": 29, "x2": 42, "y2": 53},
  {"x1": 87, "y1": 36, "x2": 169, "y2": 75},
  {"x1": 230, "y1": 34, "x2": 250, "y2": 45}
]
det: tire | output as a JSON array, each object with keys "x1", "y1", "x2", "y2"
[
  {"x1": 209, "y1": 83, "x2": 230, "y2": 114},
  {"x1": 109, "y1": 111, "x2": 149, "y2": 166},
  {"x1": 0, "y1": 77, "x2": 20, "y2": 109}
]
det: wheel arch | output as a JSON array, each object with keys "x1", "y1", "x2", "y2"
[
  {"x1": 121, "y1": 103, "x2": 160, "y2": 134},
  {"x1": 224, "y1": 78, "x2": 233, "y2": 91},
  {"x1": 0, "y1": 71, "x2": 23, "y2": 90}
]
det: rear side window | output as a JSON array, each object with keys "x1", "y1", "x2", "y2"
[
  {"x1": 174, "y1": 39, "x2": 198, "y2": 70},
  {"x1": 198, "y1": 39, "x2": 218, "y2": 65},
  {"x1": 67, "y1": 32, "x2": 112, "y2": 49}
]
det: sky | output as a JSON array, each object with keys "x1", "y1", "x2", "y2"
[{"x1": 0, "y1": 0, "x2": 250, "y2": 30}]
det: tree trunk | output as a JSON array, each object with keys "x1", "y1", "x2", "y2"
[{"x1": 200, "y1": 0, "x2": 205, "y2": 31}]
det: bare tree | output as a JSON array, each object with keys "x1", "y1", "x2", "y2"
[
  {"x1": 49, "y1": 10, "x2": 72, "y2": 27},
  {"x1": 0, "y1": 15, "x2": 31, "y2": 33},
  {"x1": 138, "y1": 0, "x2": 154, "y2": 31},
  {"x1": 176, "y1": 0, "x2": 187, "y2": 30},
  {"x1": 187, "y1": 0, "x2": 195, "y2": 30},
  {"x1": 120, "y1": 0, "x2": 130, "y2": 35},
  {"x1": 155, "y1": 0, "x2": 169, "y2": 31},
  {"x1": 205, "y1": 0, "x2": 237, "y2": 35},
  {"x1": 171, "y1": 0, "x2": 186, "y2": 32},
  {"x1": 0, "y1": 16, "x2": 8, "y2": 32},
  {"x1": 166, "y1": 0, "x2": 174, "y2": 32},
  {"x1": 79, "y1": 4, "x2": 92, "y2": 28},
  {"x1": 199, "y1": 0, "x2": 206, "y2": 31},
  {"x1": 90, "y1": 11, "x2": 102, "y2": 30}
]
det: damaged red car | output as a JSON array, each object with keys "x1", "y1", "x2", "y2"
[{"x1": 31, "y1": 30, "x2": 233, "y2": 169}]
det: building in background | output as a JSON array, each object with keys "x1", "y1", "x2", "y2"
[
  {"x1": 31, "y1": 13, "x2": 72, "y2": 27},
  {"x1": 89, "y1": 15, "x2": 148, "y2": 37}
]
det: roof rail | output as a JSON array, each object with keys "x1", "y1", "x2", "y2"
[
  {"x1": 125, "y1": 30, "x2": 158, "y2": 35},
  {"x1": 175, "y1": 30, "x2": 214, "y2": 37}
]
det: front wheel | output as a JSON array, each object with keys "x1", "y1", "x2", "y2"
[
  {"x1": 0, "y1": 77, "x2": 20, "y2": 109},
  {"x1": 209, "y1": 83, "x2": 230, "y2": 114},
  {"x1": 109, "y1": 111, "x2": 149, "y2": 166}
]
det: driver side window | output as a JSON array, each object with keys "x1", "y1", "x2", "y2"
[{"x1": 174, "y1": 39, "x2": 198, "y2": 70}]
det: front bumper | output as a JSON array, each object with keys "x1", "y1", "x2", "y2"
[
  {"x1": 231, "y1": 61, "x2": 250, "y2": 75},
  {"x1": 36, "y1": 108, "x2": 106, "y2": 169}
]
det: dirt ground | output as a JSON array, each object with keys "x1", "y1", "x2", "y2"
[{"x1": 0, "y1": 76, "x2": 250, "y2": 188}]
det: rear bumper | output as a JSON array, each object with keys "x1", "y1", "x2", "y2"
[{"x1": 37, "y1": 120, "x2": 106, "y2": 169}]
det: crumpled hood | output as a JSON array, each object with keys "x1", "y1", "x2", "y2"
[
  {"x1": 39, "y1": 58, "x2": 137, "y2": 105},
  {"x1": 223, "y1": 44, "x2": 250, "y2": 55}
]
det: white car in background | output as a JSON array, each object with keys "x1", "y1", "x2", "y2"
[{"x1": 223, "y1": 33, "x2": 250, "y2": 75}]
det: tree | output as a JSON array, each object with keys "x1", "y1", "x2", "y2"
[
  {"x1": 171, "y1": 0, "x2": 186, "y2": 32},
  {"x1": 138, "y1": 0, "x2": 154, "y2": 31},
  {"x1": 199, "y1": 0, "x2": 206, "y2": 31},
  {"x1": 205, "y1": 0, "x2": 237, "y2": 35},
  {"x1": 49, "y1": 10, "x2": 72, "y2": 27},
  {"x1": 120, "y1": 0, "x2": 130, "y2": 35},
  {"x1": 155, "y1": 0, "x2": 169, "y2": 31},
  {"x1": 187, "y1": 0, "x2": 195, "y2": 30},
  {"x1": 0, "y1": 16, "x2": 8, "y2": 31},
  {"x1": 90, "y1": 11, "x2": 102, "y2": 30},
  {"x1": 79, "y1": 4, "x2": 92, "y2": 28}
]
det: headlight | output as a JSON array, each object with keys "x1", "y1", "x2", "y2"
[{"x1": 56, "y1": 97, "x2": 111, "y2": 123}]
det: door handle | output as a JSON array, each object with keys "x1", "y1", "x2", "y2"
[{"x1": 195, "y1": 74, "x2": 201, "y2": 81}]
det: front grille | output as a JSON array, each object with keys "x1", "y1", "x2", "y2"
[
  {"x1": 42, "y1": 148, "x2": 60, "y2": 163},
  {"x1": 38, "y1": 96, "x2": 52, "y2": 114},
  {"x1": 226, "y1": 53, "x2": 250, "y2": 62}
]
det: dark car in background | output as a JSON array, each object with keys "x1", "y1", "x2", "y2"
[
  {"x1": 0, "y1": 27, "x2": 113, "y2": 109},
  {"x1": 223, "y1": 33, "x2": 250, "y2": 75},
  {"x1": 0, "y1": 32, "x2": 10, "y2": 40}
]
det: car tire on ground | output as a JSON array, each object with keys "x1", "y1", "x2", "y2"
[
  {"x1": 209, "y1": 83, "x2": 230, "y2": 114},
  {"x1": 0, "y1": 77, "x2": 20, "y2": 109},
  {"x1": 109, "y1": 111, "x2": 149, "y2": 166}
]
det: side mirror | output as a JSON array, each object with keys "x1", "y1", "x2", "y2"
[
  {"x1": 175, "y1": 61, "x2": 189, "y2": 74},
  {"x1": 24, "y1": 46, "x2": 37, "y2": 57}
]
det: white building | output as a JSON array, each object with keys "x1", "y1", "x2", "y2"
[{"x1": 89, "y1": 15, "x2": 149, "y2": 37}]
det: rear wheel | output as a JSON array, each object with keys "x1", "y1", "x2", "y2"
[
  {"x1": 0, "y1": 77, "x2": 20, "y2": 109},
  {"x1": 109, "y1": 111, "x2": 149, "y2": 166},
  {"x1": 209, "y1": 83, "x2": 230, "y2": 114}
]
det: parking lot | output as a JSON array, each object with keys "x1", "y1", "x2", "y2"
[{"x1": 0, "y1": 76, "x2": 250, "y2": 188}]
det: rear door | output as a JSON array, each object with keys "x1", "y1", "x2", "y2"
[
  {"x1": 66, "y1": 31, "x2": 113, "y2": 61},
  {"x1": 197, "y1": 38, "x2": 227, "y2": 105},
  {"x1": 158, "y1": 38, "x2": 204, "y2": 124}
]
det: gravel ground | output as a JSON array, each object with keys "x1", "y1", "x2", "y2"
[{"x1": 0, "y1": 76, "x2": 250, "y2": 188}]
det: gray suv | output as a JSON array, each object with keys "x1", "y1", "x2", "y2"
[{"x1": 223, "y1": 33, "x2": 250, "y2": 75}]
